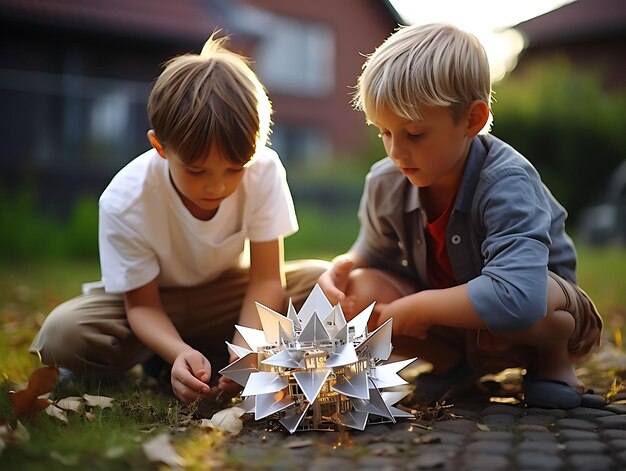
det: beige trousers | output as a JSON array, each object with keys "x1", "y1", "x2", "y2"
[{"x1": 29, "y1": 260, "x2": 330, "y2": 377}]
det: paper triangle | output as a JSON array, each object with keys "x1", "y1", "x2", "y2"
[
  {"x1": 218, "y1": 352, "x2": 259, "y2": 386},
  {"x1": 292, "y1": 369, "x2": 331, "y2": 404},
  {"x1": 235, "y1": 325, "x2": 268, "y2": 351},
  {"x1": 256, "y1": 302, "x2": 294, "y2": 343},
  {"x1": 298, "y1": 313, "x2": 331, "y2": 343},
  {"x1": 326, "y1": 342, "x2": 358, "y2": 368},
  {"x1": 297, "y1": 284, "x2": 333, "y2": 326},
  {"x1": 356, "y1": 318, "x2": 393, "y2": 361},
  {"x1": 332, "y1": 369, "x2": 369, "y2": 399},
  {"x1": 337, "y1": 410, "x2": 369, "y2": 431},
  {"x1": 254, "y1": 391, "x2": 294, "y2": 420},
  {"x1": 242, "y1": 371, "x2": 289, "y2": 396},
  {"x1": 279, "y1": 403, "x2": 310, "y2": 434},
  {"x1": 346, "y1": 302, "x2": 375, "y2": 340}
]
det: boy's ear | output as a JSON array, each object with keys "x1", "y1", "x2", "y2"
[
  {"x1": 147, "y1": 130, "x2": 166, "y2": 159},
  {"x1": 465, "y1": 100, "x2": 490, "y2": 137}
]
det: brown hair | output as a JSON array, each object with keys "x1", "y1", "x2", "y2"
[{"x1": 147, "y1": 34, "x2": 272, "y2": 165}]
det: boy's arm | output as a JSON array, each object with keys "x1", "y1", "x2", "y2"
[
  {"x1": 124, "y1": 280, "x2": 211, "y2": 402},
  {"x1": 231, "y1": 238, "x2": 286, "y2": 347},
  {"x1": 377, "y1": 284, "x2": 486, "y2": 339}
]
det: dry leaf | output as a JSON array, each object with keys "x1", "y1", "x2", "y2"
[
  {"x1": 143, "y1": 433, "x2": 186, "y2": 469},
  {"x1": 45, "y1": 404, "x2": 68, "y2": 423},
  {"x1": 9, "y1": 366, "x2": 59, "y2": 419},
  {"x1": 84, "y1": 411, "x2": 96, "y2": 422},
  {"x1": 0, "y1": 420, "x2": 30, "y2": 444},
  {"x1": 284, "y1": 438, "x2": 313, "y2": 448},
  {"x1": 206, "y1": 407, "x2": 245, "y2": 436},
  {"x1": 55, "y1": 397, "x2": 84, "y2": 413},
  {"x1": 83, "y1": 393, "x2": 114, "y2": 409}
]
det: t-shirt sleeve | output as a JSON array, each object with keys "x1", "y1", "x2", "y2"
[
  {"x1": 351, "y1": 171, "x2": 404, "y2": 269},
  {"x1": 246, "y1": 151, "x2": 298, "y2": 242},
  {"x1": 98, "y1": 204, "x2": 160, "y2": 294},
  {"x1": 467, "y1": 168, "x2": 552, "y2": 332}
]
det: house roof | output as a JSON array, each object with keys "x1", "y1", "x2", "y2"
[
  {"x1": 514, "y1": 0, "x2": 626, "y2": 47},
  {"x1": 0, "y1": 0, "x2": 225, "y2": 42}
]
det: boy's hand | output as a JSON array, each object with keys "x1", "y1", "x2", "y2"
[
  {"x1": 377, "y1": 299, "x2": 429, "y2": 340},
  {"x1": 318, "y1": 258, "x2": 357, "y2": 313},
  {"x1": 171, "y1": 349, "x2": 212, "y2": 403}
]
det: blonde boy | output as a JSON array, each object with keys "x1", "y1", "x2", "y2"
[
  {"x1": 31, "y1": 36, "x2": 328, "y2": 403},
  {"x1": 319, "y1": 24, "x2": 602, "y2": 408}
]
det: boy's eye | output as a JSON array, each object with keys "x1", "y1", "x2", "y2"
[
  {"x1": 408, "y1": 132, "x2": 423, "y2": 139},
  {"x1": 185, "y1": 168, "x2": 205, "y2": 175}
]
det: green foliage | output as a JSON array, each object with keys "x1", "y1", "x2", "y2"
[
  {"x1": 491, "y1": 58, "x2": 626, "y2": 221},
  {"x1": 0, "y1": 187, "x2": 98, "y2": 260}
]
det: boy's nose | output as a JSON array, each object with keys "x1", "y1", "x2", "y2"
[{"x1": 204, "y1": 179, "x2": 225, "y2": 195}]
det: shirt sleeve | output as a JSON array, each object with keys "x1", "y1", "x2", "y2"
[
  {"x1": 246, "y1": 151, "x2": 299, "y2": 242},
  {"x1": 351, "y1": 171, "x2": 406, "y2": 270},
  {"x1": 467, "y1": 168, "x2": 552, "y2": 332},
  {"x1": 98, "y1": 204, "x2": 160, "y2": 294}
]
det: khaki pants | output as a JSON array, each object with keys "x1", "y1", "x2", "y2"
[{"x1": 29, "y1": 260, "x2": 330, "y2": 377}]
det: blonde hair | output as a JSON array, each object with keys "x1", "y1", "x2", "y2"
[
  {"x1": 147, "y1": 33, "x2": 272, "y2": 165},
  {"x1": 353, "y1": 23, "x2": 492, "y2": 127}
]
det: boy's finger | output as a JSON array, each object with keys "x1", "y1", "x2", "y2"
[
  {"x1": 187, "y1": 355, "x2": 212, "y2": 383},
  {"x1": 178, "y1": 371, "x2": 210, "y2": 394}
]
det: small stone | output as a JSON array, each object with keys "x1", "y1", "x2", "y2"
[
  {"x1": 580, "y1": 394, "x2": 607, "y2": 409},
  {"x1": 567, "y1": 406, "x2": 614, "y2": 420}
]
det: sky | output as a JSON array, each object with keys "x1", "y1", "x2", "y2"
[{"x1": 388, "y1": 0, "x2": 576, "y2": 80}]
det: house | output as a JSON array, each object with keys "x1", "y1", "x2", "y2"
[
  {"x1": 0, "y1": 0, "x2": 401, "y2": 213},
  {"x1": 512, "y1": 0, "x2": 626, "y2": 91}
]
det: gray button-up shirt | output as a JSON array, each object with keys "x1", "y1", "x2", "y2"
[{"x1": 352, "y1": 134, "x2": 576, "y2": 332}]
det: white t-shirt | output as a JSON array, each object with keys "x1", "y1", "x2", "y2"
[{"x1": 98, "y1": 146, "x2": 298, "y2": 294}]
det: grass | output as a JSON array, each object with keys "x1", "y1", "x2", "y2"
[{"x1": 0, "y1": 244, "x2": 625, "y2": 469}]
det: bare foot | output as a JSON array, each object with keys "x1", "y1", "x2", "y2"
[{"x1": 532, "y1": 362, "x2": 584, "y2": 393}]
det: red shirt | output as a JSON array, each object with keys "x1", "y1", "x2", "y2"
[{"x1": 425, "y1": 196, "x2": 457, "y2": 289}]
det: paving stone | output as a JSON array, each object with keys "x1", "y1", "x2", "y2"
[
  {"x1": 567, "y1": 406, "x2": 615, "y2": 420},
  {"x1": 355, "y1": 456, "x2": 399, "y2": 471},
  {"x1": 615, "y1": 449, "x2": 626, "y2": 465},
  {"x1": 596, "y1": 415, "x2": 626, "y2": 430},
  {"x1": 460, "y1": 453, "x2": 510, "y2": 470},
  {"x1": 465, "y1": 440, "x2": 511, "y2": 455},
  {"x1": 516, "y1": 451, "x2": 564, "y2": 469},
  {"x1": 481, "y1": 414, "x2": 516, "y2": 427},
  {"x1": 518, "y1": 414, "x2": 555, "y2": 426},
  {"x1": 470, "y1": 431, "x2": 514, "y2": 442},
  {"x1": 525, "y1": 407, "x2": 568, "y2": 418},
  {"x1": 605, "y1": 403, "x2": 626, "y2": 415},
  {"x1": 517, "y1": 440, "x2": 562, "y2": 454},
  {"x1": 562, "y1": 439, "x2": 608, "y2": 454},
  {"x1": 415, "y1": 431, "x2": 466, "y2": 445},
  {"x1": 521, "y1": 431, "x2": 556, "y2": 442},
  {"x1": 580, "y1": 394, "x2": 607, "y2": 409},
  {"x1": 602, "y1": 429, "x2": 626, "y2": 439},
  {"x1": 408, "y1": 452, "x2": 451, "y2": 470},
  {"x1": 480, "y1": 404, "x2": 525, "y2": 417},
  {"x1": 555, "y1": 418, "x2": 597, "y2": 431},
  {"x1": 432, "y1": 418, "x2": 479, "y2": 434},
  {"x1": 447, "y1": 407, "x2": 482, "y2": 419},
  {"x1": 568, "y1": 453, "x2": 615, "y2": 470},
  {"x1": 309, "y1": 457, "x2": 357, "y2": 471},
  {"x1": 519, "y1": 425, "x2": 551, "y2": 434},
  {"x1": 607, "y1": 438, "x2": 626, "y2": 451},
  {"x1": 558, "y1": 429, "x2": 599, "y2": 440}
]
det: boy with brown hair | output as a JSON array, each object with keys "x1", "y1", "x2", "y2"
[
  {"x1": 319, "y1": 23, "x2": 603, "y2": 409},
  {"x1": 30, "y1": 35, "x2": 328, "y2": 404}
]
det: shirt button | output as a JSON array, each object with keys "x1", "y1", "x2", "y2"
[
  {"x1": 451, "y1": 234, "x2": 462, "y2": 245},
  {"x1": 401, "y1": 259, "x2": 408, "y2": 267},
  {"x1": 416, "y1": 239, "x2": 422, "y2": 245}
]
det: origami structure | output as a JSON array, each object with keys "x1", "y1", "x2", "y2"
[{"x1": 219, "y1": 284, "x2": 416, "y2": 433}]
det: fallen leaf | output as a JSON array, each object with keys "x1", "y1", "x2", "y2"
[
  {"x1": 84, "y1": 411, "x2": 96, "y2": 422},
  {"x1": 9, "y1": 366, "x2": 59, "y2": 419},
  {"x1": 45, "y1": 404, "x2": 68, "y2": 423},
  {"x1": 143, "y1": 433, "x2": 186, "y2": 469},
  {"x1": 50, "y1": 450, "x2": 79, "y2": 466},
  {"x1": 284, "y1": 438, "x2": 313, "y2": 448},
  {"x1": 83, "y1": 393, "x2": 114, "y2": 409},
  {"x1": 206, "y1": 407, "x2": 245, "y2": 436},
  {"x1": 0, "y1": 420, "x2": 30, "y2": 444},
  {"x1": 55, "y1": 397, "x2": 84, "y2": 413}
]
